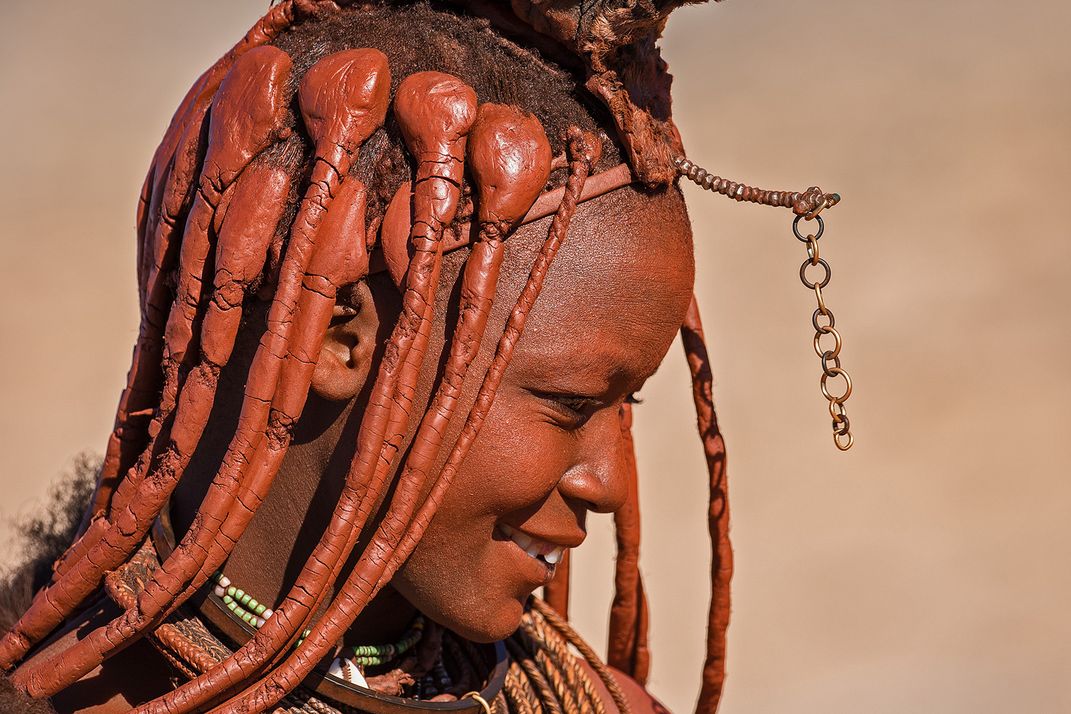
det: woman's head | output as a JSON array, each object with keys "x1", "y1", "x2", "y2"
[
  {"x1": 223, "y1": 3, "x2": 699, "y2": 642},
  {"x1": 302, "y1": 183, "x2": 695, "y2": 642},
  {"x1": 0, "y1": 3, "x2": 729, "y2": 711}
]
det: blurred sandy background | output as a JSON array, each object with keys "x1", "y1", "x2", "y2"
[{"x1": 2, "y1": 1, "x2": 1069, "y2": 712}]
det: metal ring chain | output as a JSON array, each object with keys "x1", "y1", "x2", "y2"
[{"x1": 793, "y1": 214, "x2": 854, "y2": 450}]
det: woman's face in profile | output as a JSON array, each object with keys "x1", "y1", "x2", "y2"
[{"x1": 382, "y1": 187, "x2": 696, "y2": 642}]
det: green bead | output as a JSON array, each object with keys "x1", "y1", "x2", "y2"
[{"x1": 226, "y1": 586, "x2": 236, "y2": 597}]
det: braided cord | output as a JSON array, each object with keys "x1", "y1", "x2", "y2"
[{"x1": 676, "y1": 157, "x2": 839, "y2": 218}]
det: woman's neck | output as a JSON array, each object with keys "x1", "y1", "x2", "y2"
[{"x1": 171, "y1": 392, "x2": 419, "y2": 649}]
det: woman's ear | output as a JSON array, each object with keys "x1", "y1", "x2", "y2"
[{"x1": 311, "y1": 280, "x2": 380, "y2": 401}]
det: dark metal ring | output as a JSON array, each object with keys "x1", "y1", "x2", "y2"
[
  {"x1": 821, "y1": 350, "x2": 842, "y2": 376},
  {"x1": 793, "y1": 214, "x2": 825, "y2": 242},
  {"x1": 833, "y1": 414, "x2": 851, "y2": 436},
  {"x1": 812, "y1": 307, "x2": 835, "y2": 333},
  {"x1": 800, "y1": 257, "x2": 832, "y2": 289}
]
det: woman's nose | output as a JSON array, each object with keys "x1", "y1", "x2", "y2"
[{"x1": 556, "y1": 408, "x2": 631, "y2": 514}]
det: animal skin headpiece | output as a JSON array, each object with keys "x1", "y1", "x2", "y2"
[
  {"x1": 0, "y1": 2, "x2": 848, "y2": 713},
  {"x1": 442, "y1": 0, "x2": 706, "y2": 185}
]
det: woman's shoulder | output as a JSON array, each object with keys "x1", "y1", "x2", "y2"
[{"x1": 576, "y1": 658, "x2": 671, "y2": 714}]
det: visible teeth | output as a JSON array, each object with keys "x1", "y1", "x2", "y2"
[
  {"x1": 501, "y1": 524, "x2": 566, "y2": 565},
  {"x1": 514, "y1": 533, "x2": 534, "y2": 551}
]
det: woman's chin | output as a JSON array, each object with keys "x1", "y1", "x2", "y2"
[{"x1": 429, "y1": 594, "x2": 528, "y2": 643}]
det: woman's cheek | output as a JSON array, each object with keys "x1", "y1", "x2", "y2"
[{"x1": 459, "y1": 405, "x2": 577, "y2": 515}]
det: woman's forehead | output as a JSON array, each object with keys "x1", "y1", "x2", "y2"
[{"x1": 505, "y1": 188, "x2": 695, "y2": 384}]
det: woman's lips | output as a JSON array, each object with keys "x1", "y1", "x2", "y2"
[{"x1": 498, "y1": 523, "x2": 565, "y2": 565}]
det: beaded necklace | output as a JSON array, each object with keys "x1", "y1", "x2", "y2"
[{"x1": 209, "y1": 570, "x2": 426, "y2": 681}]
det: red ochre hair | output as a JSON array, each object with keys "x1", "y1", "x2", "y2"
[{"x1": 0, "y1": 2, "x2": 732, "y2": 712}]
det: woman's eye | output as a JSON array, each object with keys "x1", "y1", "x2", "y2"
[
  {"x1": 532, "y1": 391, "x2": 598, "y2": 429},
  {"x1": 624, "y1": 393, "x2": 643, "y2": 405}
]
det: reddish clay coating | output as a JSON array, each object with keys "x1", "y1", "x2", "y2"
[
  {"x1": 300, "y1": 49, "x2": 392, "y2": 179},
  {"x1": 0, "y1": 47, "x2": 293, "y2": 674},
  {"x1": 394, "y1": 126, "x2": 600, "y2": 584},
  {"x1": 681, "y1": 296, "x2": 733, "y2": 714},
  {"x1": 215, "y1": 127, "x2": 596, "y2": 714},
  {"x1": 137, "y1": 71, "x2": 474, "y2": 714},
  {"x1": 607, "y1": 402, "x2": 651, "y2": 685},
  {"x1": 90, "y1": 0, "x2": 318, "y2": 526},
  {"x1": 372, "y1": 162, "x2": 633, "y2": 284},
  {"x1": 299, "y1": 99, "x2": 554, "y2": 674},
  {"x1": 12, "y1": 164, "x2": 293, "y2": 696},
  {"x1": 106, "y1": 53, "x2": 390, "y2": 714},
  {"x1": 467, "y1": 103, "x2": 554, "y2": 232},
  {"x1": 380, "y1": 181, "x2": 415, "y2": 286},
  {"x1": 354, "y1": 100, "x2": 552, "y2": 608},
  {"x1": 108, "y1": 44, "x2": 294, "y2": 527}
]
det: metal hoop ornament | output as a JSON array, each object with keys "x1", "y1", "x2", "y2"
[{"x1": 792, "y1": 213, "x2": 855, "y2": 450}]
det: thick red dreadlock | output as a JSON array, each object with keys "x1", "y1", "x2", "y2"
[{"x1": 0, "y1": 2, "x2": 846, "y2": 712}]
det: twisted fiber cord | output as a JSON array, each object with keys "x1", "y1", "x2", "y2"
[
  {"x1": 680, "y1": 297, "x2": 732, "y2": 714},
  {"x1": 513, "y1": 628, "x2": 581, "y2": 714},
  {"x1": 502, "y1": 662, "x2": 539, "y2": 714},
  {"x1": 676, "y1": 158, "x2": 840, "y2": 218},
  {"x1": 504, "y1": 638, "x2": 564, "y2": 714},
  {"x1": 456, "y1": 638, "x2": 535, "y2": 714},
  {"x1": 444, "y1": 634, "x2": 481, "y2": 695},
  {"x1": 530, "y1": 599, "x2": 630, "y2": 714},
  {"x1": 530, "y1": 644, "x2": 581, "y2": 714},
  {"x1": 520, "y1": 612, "x2": 604, "y2": 714}
]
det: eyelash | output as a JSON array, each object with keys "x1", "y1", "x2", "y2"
[{"x1": 538, "y1": 392, "x2": 642, "y2": 429}]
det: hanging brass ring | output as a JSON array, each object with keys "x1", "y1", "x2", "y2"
[{"x1": 821, "y1": 367, "x2": 853, "y2": 402}]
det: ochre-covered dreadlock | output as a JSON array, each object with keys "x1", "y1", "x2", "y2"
[{"x1": 1, "y1": 2, "x2": 742, "y2": 713}]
